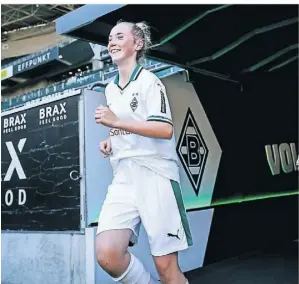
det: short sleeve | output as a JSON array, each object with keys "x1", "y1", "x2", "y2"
[{"x1": 146, "y1": 79, "x2": 173, "y2": 126}]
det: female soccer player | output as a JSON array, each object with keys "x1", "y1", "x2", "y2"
[{"x1": 94, "y1": 20, "x2": 193, "y2": 284}]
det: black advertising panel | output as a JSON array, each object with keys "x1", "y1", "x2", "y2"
[{"x1": 1, "y1": 94, "x2": 81, "y2": 231}]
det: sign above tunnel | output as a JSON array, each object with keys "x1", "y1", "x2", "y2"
[
  {"x1": 1, "y1": 40, "x2": 95, "y2": 84},
  {"x1": 13, "y1": 47, "x2": 59, "y2": 75}
]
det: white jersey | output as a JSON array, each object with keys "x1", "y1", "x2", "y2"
[{"x1": 105, "y1": 64, "x2": 180, "y2": 182}]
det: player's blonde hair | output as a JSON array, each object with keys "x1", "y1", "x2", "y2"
[{"x1": 116, "y1": 20, "x2": 152, "y2": 64}]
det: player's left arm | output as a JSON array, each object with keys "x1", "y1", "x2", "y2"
[{"x1": 114, "y1": 79, "x2": 173, "y2": 139}]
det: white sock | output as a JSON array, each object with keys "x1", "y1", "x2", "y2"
[{"x1": 112, "y1": 252, "x2": 158, "y2": 283}]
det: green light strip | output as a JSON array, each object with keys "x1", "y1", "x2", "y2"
[
  {"x1": 90, "y1": 190, "x2": 299, "y2": 224},
  {"x1": 188, "y1": 17, "x2": 298, "y2": 66},
  {"x1": 187, "y1": 190, "x2": 299, "y2": 211},
  {"x1": 268, "y1": 54, "x2": 299, "y2": 72},
  {"x1": 244, "y1": 43, "x2": 299, "y2": 72},
  {"x1": 151, "y1": 4, "x2": 232, "y2": 48}
]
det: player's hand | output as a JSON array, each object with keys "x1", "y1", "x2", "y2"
[
  {"x1": 99, "y1": 138, "x2": 112, "y2": 158},
  {"x1": 95, "y1": 105, "x2": 119, "y2": 128}
]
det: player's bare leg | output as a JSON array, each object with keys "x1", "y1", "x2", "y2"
[
  {"x1": 153, "y1": 252, "x2": 189, "y2": 284},
  {"x1": 96, "y1": 229, "x2": 131, "y2": 277},
  {"x1": 96, "y1": 229, "x2": 158, "y2": 283}
]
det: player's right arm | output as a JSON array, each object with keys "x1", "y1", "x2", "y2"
[{"x1": 99, "y1": 137, "x2": 112, "y2": 158}]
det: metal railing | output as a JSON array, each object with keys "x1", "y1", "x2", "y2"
[{"x1": 1, "y1": 60, "x2": 184, "y2": 111}]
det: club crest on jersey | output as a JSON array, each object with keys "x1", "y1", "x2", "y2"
[
  {"x1": 176, "y1": 108, "x2": 209, "y2": 196},
  {"x1": 130, "y1": 97, "x2": 138, "y2": 112}
]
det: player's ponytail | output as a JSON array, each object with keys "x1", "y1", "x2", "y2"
[{"x1": 134, "y1": 22, "x2": 151, "y2": 63}]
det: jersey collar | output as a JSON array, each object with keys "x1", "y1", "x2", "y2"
[{"x1": 114, "y1": 64, "x2": 143, "y2": 86}]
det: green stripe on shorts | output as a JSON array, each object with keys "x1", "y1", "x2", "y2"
[{"x1": 170, "y1": 180, "x2": 193, "y2": 246}]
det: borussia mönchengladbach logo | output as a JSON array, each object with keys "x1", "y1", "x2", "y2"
[
  {"x1": 176, "y1": 108, "x2": 208, "y2": 196},
  {"x1": 130, "y1": 97, "x2": 138, "y2": 112}
]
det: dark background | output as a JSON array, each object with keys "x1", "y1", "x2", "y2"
[
  {"x1": 192, "y1": 64, "x2": 298, "y2": 203},
  {"x1": 191, "y1": 63, "x2": 298, "y2": 264}
]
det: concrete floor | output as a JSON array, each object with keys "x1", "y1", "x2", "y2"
[{"x1": 185, "y1": 241, "x2": 298, "y2": 284}]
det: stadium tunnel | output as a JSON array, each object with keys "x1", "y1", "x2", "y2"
[
  {"x1": 55, "y1": 4, "x2": 298, "y2": 283},
  {"x1": 56, "y1": 4, "x2": 298, "y2": 80}
]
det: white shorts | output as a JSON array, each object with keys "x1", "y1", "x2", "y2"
[{"x1": 96, "y1": 159, "x2": 193, "y2": 257}]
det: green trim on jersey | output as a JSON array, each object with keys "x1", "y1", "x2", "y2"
[
  {"x1": 147, "y1": 115, "x2": 173, "y2": 125},
  {"x1": 114, "y1": 64, "x2": 143, "y2": 84},
  {"x1": 170, "y1": 180, "x2": 193, "y2": 246}
]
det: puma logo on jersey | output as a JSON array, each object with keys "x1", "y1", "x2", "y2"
[{"x1": 167, "y1": 229, "x2": 180, "y2": 240}]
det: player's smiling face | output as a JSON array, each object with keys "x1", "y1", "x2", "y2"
[{"x1": 108, "y1": 23, "x2": 137, "y2": 65}]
